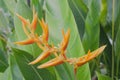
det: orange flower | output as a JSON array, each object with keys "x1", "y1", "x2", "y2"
[
  {"x1": 67, "y1": 45, "x2": 106, "y2": 73},
  {"x1": 36, "y1": 29, "x2": 70, "y2": 68},
  {"x1": 14, "y1": 9, "x2": 106, "y2": 73},
  {"x1": 29, "y1": 29, "x2": 70, "y2": 66},
  {"x1": 14, "y1": 10, "x2": 49, "y2": 51},
  {"x1": 14, "y1": 10, "x2": 38, "y2": 45}
]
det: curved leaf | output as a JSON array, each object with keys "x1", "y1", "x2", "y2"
[
  {"x1": 68, "y1": 0, "x2": 88, "y2": 38},
  {"x1": 45, "y1": 0, "x2": 90, "y2": 80},
  {"x1": 99, "y1": 0, "x2": 107, "y2": 26},
  {"x1": 9, "y1": 54, "x2": 24, "y2": 80},
  {"x1": 13, "y1": 48, "x2": 56, "y2": 80},
  {"x1": 82, "y1": 0, "x2": 101, "y2": 52}
]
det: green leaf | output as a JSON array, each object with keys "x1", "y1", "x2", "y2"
[
  {"x1": 9, "y1": 54, "x2": 24, "y2": 80},
  {"x1": 96, "y1": 72, "x2": 112, "y2": 80},
  {"x1": 12, "y1": 48, "x2": 56, "y2": 80},
  {"x1": 115, "y1": 25, "x2": 120, "y2": 79},
  {"x1": 99, "y1": 0, "x2": 107, "y2": 26},
  {"x1": 45, "y1": 0, "x2": 90, "y2": 80},
  {"x1": 114, "y1": 0, "x2": 120, "y2": 38},
  {"x1": 68, "y1": 0, "x2": 88, "y2": 38},
  {"x1": 3, "y1": 0, "x2": 16, "y2": 14},
  {"x1": 31, "y1": 0, "x2": 43, "y2": 19},
  {"x1": 82, "y1": 0, "x2": 101, "y2": 52},
  {"x1": 14, "y1": 0, "x2": 41, "y2": 57},
  {"x1": 0, "y1": 49, "x2": 8, "y2": 72},
  {"x1": 0, "y1": 67, "x2": 12, "y2": 80},
  {"x1": 0, "y1": 0, "x2": 8, "y2": 12},
  {"x1": 100, "y1": 27, "x2": 112, "y2": 76},
  {"x1": 0, "y1": 9, "x2": 10, "y2": 35}
]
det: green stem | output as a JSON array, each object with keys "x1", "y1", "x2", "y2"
[
  {"x1": 112, "y1": 0, "x2": 115, "y2": 80},
  {"x1": 0, "y1": 36, "x2": 6, "y2": 42}
]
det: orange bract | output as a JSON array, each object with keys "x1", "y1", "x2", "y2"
[{"x1": 14, "y1": 9, "x2": 106, "y2": 73}]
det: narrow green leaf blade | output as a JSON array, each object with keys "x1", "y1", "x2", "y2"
[{"x1": 115, "y1": 25, "x2": 120, "y2": 78}]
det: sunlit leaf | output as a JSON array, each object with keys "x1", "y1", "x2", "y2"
[
  {"x1": 45, "y1": 0, "x2": 90, "y2": 79},
  {"x1": 82, "y1": 0, "x2": 101, "y2": 52}
]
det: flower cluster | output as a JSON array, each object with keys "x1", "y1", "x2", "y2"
[{"x1": 14, "y1": 9, "x2": 106, "y2": 73}]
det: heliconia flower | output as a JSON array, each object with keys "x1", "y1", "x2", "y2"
[
  {"x1": 29, "y1": 29, "x2": 70, "y2": 67},
  {"x1": 39, "y1": 19, "x2": 49, "y2": 43},
  {"x1": 37, "y1": 55, "x2": 64, "y2": 69},
  {"x1": 60, "y1": 28, "x2": 70, "y2": 51},
  {"x1": 14, "y1": 7, "x2": 106, "y2": 73}
]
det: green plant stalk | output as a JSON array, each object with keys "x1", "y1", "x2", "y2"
[
  {"x1": 116, "y1": 57, "x2": 119, "y2": 80},
  {"x1": 112, "y1": 0, "x2": 115, "y2": 80},
  {"x1": 0, "y1": 36, "x2": 6, "y2": 42}
]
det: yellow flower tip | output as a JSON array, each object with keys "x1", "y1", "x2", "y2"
[
  {"x1": 14, "y1": 38, "x2": 35, "y2": 45},
  {"x1": 29, "y1": 49, "x2": 52, "y2": 65},
  {"x1": 60, "y1": 28, "x2": 70, "y2": 51},
  {"x1": 31, "y1": 12, "x2": 38, "y2": 31},
  {"x1": 37, "y1": 57, "x2": 64, "y2": 69},
  {"x1": 16, "y1": 13, "x2": 28, "y2": 25}
]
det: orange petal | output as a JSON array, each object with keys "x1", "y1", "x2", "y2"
[
  {"x1": 60, "y1": 28, "x2": 70, "y2": 51},
  {"x1": 76, "y1": 45, "x2": 106, "y2": 67},
  {"x1": 39, "y1": 19, "x2": 49, "y2": 42},
  {"x1": 37, "y1": 57, "x2": 64, "y2": 69},
  {"x1": 14, "y1": 38, "x2": 35, "y2": 45},
  {"x1": 16, "y1": 13, "x2": 28, "y2": 26},
  {"x1": 29, "y1": 49, "x2": 52, "y2": 65},
  {"x1": 31, "y1": 12, "x2": 38, "y2": 31}
]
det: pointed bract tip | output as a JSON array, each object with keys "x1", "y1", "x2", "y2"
[{"x1": 16, "y1": 13, "x2": 28, "y2": 25}]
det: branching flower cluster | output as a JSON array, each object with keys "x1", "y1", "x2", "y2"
[{"x1": 14, "y1": 9, "x2": 106, "y2": 73}]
